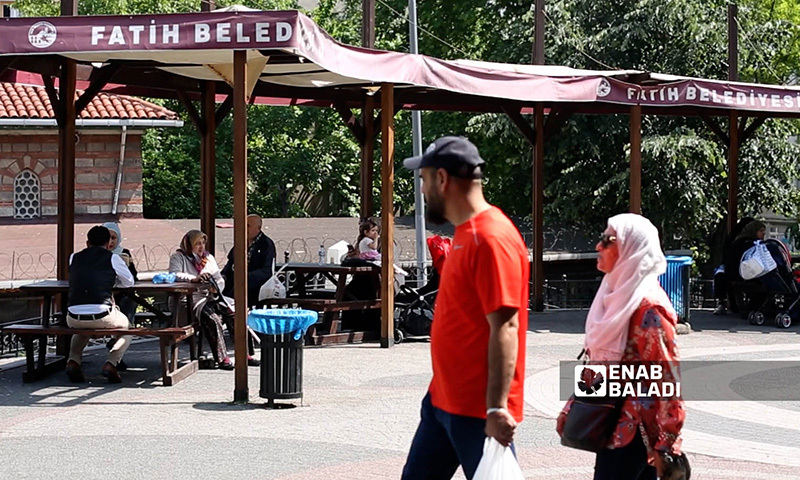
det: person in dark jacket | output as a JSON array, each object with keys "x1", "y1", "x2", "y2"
[
  {"x1": 221, "y1": 214, "x2": 277, "y2": 305},
  {"x1": 66, "y1": 226, "x2": 135, "y2": 384},
  {"x1": 724, "y1": 219, "x2": 767, "y2": 312},
  {"x1": 714, "y1": 216, "x2": 754, "y2": 314},
  {"x1": 220, "y1": 214, "x2": 276, "y2": 366}
]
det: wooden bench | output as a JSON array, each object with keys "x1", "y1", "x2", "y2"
[
  {"x1": 2, "y1": 324, "x2": 198, "y2": 386},
  {"x1": 259, "y1": 298, "x2": 382, "y2": 345}
]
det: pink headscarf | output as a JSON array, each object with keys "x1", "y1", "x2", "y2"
[{"x1": 584, "y1": 213, "x2": 674, "y2": 361}]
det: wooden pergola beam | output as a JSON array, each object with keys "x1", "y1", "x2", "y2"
[
  {"x1": 503, "y1": 106, "x2": 536, "y2": 147},
  {"x1": 176, "y1": 89, "x2": 205, "y2": 135},
  {"x1": 232, "y1": 50, "x2": 249, "y2": 402},
  {"x1": 361, "y1": 95, "x2": 376, "y2": 219},
  {"x1": 700, "y1": 114, "x2": 729, "y2": 145},
  {"x1": 334, "y1": 102, "x2": 365, "y2": 145},
  {"x1": 41, "y1": 74, "x2": 63, "y2": 124},
  {"x1": 0, "y1": 57, "x2": 16, "y2": 78},
  {"x1": 201, "y1": 81, "x2": 217, "y2": 255},
  {"x1": 56, "y1": 60, "x2": 77, "y2": 282},
  {"x1": 380, "y1": 83, "x2": 395, "y2": 347},
  {"x1": 727, "y1": 111, "x2": 740, "y2": 232},
  {"x1": 629, "y1": 105, "x2": 642, "y2": 214},
  {"x1": 740, "y1": 116, "x2": 767, "y2": 144},
  {"x1": 215, "y1": 94, "x2": 234, "y2": 126},
  {"x1": 75, "y1": 64, "x2": 120, "y2": 115},
  {"x1": 531, "y1": 104, "x2": 545, "y2": 312}
]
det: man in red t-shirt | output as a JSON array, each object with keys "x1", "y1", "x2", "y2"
[{"x1": 401, "y1": 136, "x2": 529, "y2": 479}]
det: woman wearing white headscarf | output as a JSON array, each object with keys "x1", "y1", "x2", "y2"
[
  {"x1": 102, "y1": 222, "x2": 139, "y2": 369},
  {"x1": 557, "y1": 214, "x2": 688, "y2": 480},
  {"x1": 103, "y1": 222, "x2": 138, "y2": 281}
]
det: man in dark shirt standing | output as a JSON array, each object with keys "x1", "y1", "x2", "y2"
[
  {"x1": 66, "y1": 226, "x2": 135, "y2": 383},
  {"x1": 221, "y1": 214, "x2": 276, "y2": 366}
]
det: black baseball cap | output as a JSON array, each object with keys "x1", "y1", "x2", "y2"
[{"x1": 402, "y1": 136, "x2": 485, "y2": 179}]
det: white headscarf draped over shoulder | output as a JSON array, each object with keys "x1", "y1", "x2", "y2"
[{"x1": 584, "y1": 213, "x2": 675, "y2": 361}]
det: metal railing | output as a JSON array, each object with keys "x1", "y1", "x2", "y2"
[{"x1": 0, "y1": 236, "x2": 428, "y2": 282}]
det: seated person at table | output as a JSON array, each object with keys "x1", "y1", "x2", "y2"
[
  {"x1": 221, "y1": 214, "x2": 276, "y2": 306},
  {"x1": 357, "y1": 218, "x2": 381, "y2": 261},
  {"x1": 103, "y1": 222, "x2": 139, "y2": 370},
  {"x1": 169, "y1": 229, "x2": 234, "y2": 370},
  {"x1": 220, "y1": 214, "x2": 274, "y2": 366},
  {"x1": 65, "y1": 225, "x2": 135, "y2": 384}
]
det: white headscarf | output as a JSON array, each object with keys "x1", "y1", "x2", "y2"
[
  {"x1": 103, "y1": 222, "x2": 124, "y2": 255},
  {"x1": 584, "y1": 213, "x2": 674, "y2": 361}
]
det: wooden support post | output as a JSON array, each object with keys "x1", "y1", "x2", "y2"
[
  {"x1": 57, "y1": 60, "x2": 77, "y2": 281},
  {"x1": 232, "y1": 51, "x2": 249, "y2": 402},
  {"x1": 201, "y1": 81, "x2": 217, "y2": 254},
  {"x1": 532, "y1": 104, "x2": 545, "y2": 312},
  {"x1": 61, "y1": 0, "x2": 76, "y2": 15},
  {"x1": 727, "y1": 3, "x2": 739, "y2": 233},
  {"x1": 727, "y1": 111, "x2": 739, "y2": 233},
  {"x1": 361, "y1": 95, "x2": 375, "y2": 219},
  {"x1": 379, "y1": 84, "x2": 395, "y2": 348},
  {"x1": 362, "y1": 0, "x2": 375, "y2": 48},
  {"x1": 533, "y1": 0, "x2": 545, "y2": 64},
  {"x1": 629, "y1": 105, "x2": 642, "y2": 214}
]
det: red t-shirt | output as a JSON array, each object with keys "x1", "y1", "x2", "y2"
[{"x1": 428, "y1": 206, "x2": 530, "y2": 422}]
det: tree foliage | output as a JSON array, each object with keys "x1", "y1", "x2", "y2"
[{"x1": 14, "y1": 0, "x2": 800, "y2": 263}]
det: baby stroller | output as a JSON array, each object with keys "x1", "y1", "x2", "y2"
[
  {"x1": 393, "y1": 235, "x2": 451, "y2": 343},
  {"x1": 732, "y1": 239, "x2": 799, "y2": 328}
]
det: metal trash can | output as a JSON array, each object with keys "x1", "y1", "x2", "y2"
[
  {"x1": 658, "y1": 256, "x2": 693, "y2": 323},
  {"x1": 247, "y1": 309, "x2": 318, "y2": 407}
]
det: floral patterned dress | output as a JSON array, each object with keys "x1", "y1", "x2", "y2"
[{"x1": 560, "y1": 294, "x2": 685, "y2": 459}]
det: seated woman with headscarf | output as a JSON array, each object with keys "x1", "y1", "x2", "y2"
[
  {"x1": 168, "y1": 230, "x2": 234, "y2": 370},
  {"x1": 103, "y1": 222, "x2": 138, "y2": 322},
  {"x1": 102, "y1": 222, "x2": 139, "y2": 369},
  {"x1": 557, "y1": 213, "x2": 688, "y2": 480}
]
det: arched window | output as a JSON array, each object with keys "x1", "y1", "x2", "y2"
[{"x1": 13, "y1": 169, "x2": 41, "y2": 219}]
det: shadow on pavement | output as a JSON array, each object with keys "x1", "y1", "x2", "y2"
[
  {"x1": 689, "y1": 310, "x2": 800, "y2": 334},
  {"x1": 528, "y1": 310, "x2": 586, "y2": 334},
  {"x1": 192, "y1": 401, "x2": 301, "y2": 411}
]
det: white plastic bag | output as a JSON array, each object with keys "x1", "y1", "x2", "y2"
[
  {"x1": 739, "y1": 241, "x2": 777, "y2": 280},
  {"x1": 258, "y1": 277, "x2": 287, "y2": 300},
  {"x1": 258, "y1": 261, "x2": 288, "y2": 300},
  {"x1": 472, "y1": 437, "x2": 524, "y2": 480}
]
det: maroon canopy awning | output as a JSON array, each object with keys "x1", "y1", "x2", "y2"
[{"x1": 3, "y1": 10, "x2": 800, "y2": 116}]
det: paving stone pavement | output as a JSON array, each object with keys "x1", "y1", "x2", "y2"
[{"x1": 1, "y1": 309, "x2": 799, "y2": 479}]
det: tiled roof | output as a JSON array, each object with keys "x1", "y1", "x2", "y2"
[{"x1": 0, "y1": 82, "x2": 178, "y2": 120}]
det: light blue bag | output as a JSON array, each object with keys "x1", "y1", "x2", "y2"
[{"x1": 152, "y1": 272, "x2": 177, "y2": 284}]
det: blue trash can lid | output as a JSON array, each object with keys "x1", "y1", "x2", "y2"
[
  {"x1": 247, "y1": 308, "x2": 319, "y2": 339},
  {"x1": 665, "y1": 255, "x2": 693, "y2": 265}
]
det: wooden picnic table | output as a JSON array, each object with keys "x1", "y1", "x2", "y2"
[
  {"x1": 260, "y1": 262, "x2": 382, "y2": 345},
  {"x1": 6, "y1": 280, "x2": 201, "y2": 385},
  {"x1": 19, "y1": 279, "x2": 199, "y2": 328}
]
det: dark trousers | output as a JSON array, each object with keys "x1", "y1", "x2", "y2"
[
  {"x1": 402, "y1": 393, "x2": 512, "y2": 480},
  {"x1": 222, "y1": 314, "x2": 256, "y2": 356},
  {"x1": 199, "y1": 301, "x2": 232, "y2": 363},
  {"x1": 593, "y1": 430, "x2": 656, "y2": 480}
]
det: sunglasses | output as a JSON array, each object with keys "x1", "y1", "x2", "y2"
[{"x1": 600, "y1": 234, "x2": 617, "y2": 248}]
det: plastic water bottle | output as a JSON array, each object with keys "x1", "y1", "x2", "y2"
[{"x1": 318, "y1": 245, "x2": 326, "y2": 264}]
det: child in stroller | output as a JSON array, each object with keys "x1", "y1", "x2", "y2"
[
  {"x1": 731, "y1": 238, "x2": 799, "y2": 328},
  {"x1": 393, "y1": 235, "x2": 451, "y2": 342}
]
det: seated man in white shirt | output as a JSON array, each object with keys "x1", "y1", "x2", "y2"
[{"x1": 65, "y1": 225, "x2": 135, "y2": 384}]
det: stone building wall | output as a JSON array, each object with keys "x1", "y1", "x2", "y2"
[{"x1": 0, "y1": 129, "x2": 144, "y2": 218}]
